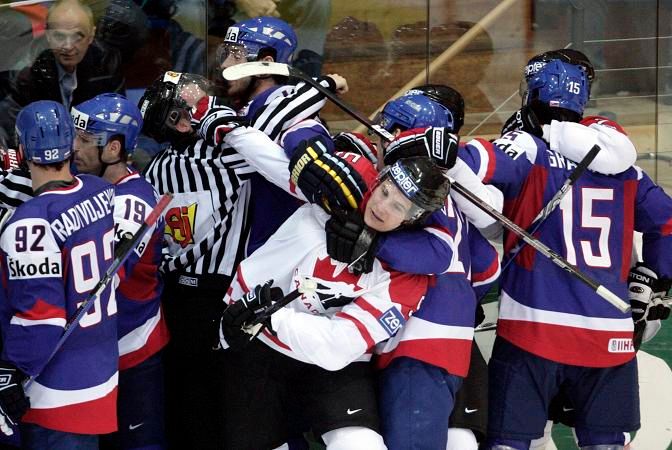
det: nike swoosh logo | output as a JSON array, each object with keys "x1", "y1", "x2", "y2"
[
  {"x1": 464, "y1": 408, "x2": 478, "y2": 414},
  {"x1": 128, "y1": 423, "x2": 144, "y2": 430},
  {"x1": 562, "y1": 407, "x2": 574, "y2": 412},
  {"x1": 346, "y1": 408, "x2": 362, "y2": 415}
]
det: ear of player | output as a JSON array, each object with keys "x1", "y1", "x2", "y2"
[
  {"x1": 382, "y1": 126, "x2": 459, "y2": 169},
  {"x1": 289, "y1": 135, "x2": 367, "y2": 211}
]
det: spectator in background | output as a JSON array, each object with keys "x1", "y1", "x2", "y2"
[
  {"x1": 209, "y1": 0, "x2": 331, "y2": 77},
  {"x1": 0, "y1": 0, "x2": 125, "y2": 149}
]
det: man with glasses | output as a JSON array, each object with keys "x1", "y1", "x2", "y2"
[{"x1": 0, "y1": 0, "x2": 124, "y2": 150}]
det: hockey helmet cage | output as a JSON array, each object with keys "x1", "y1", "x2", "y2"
[
  {"x1": 219, "y1": 16, "x2": 297, "y2": 64},
  {"x1": 379, "y1": 94, "x2": 454, "y2": 133},
  {"x1": 138, "y1": 71, "x2": 211, "y2": 141},
  {"x1": 16, "y1": 100, "x2": 74, "y2": 164},
  {"x1": 522, "y1": 58, "x2": 590, "y2": 116},
  {"x1": 72, "y1": 93, "x2": 143, "y2": 154},
  {"x1": 377, "y1": 156, "x2": 450, "y2": 223},
  {"x1": 405, "y1": 84, "x2": 465, "y2": 133}
]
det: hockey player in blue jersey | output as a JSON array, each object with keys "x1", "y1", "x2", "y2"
[
  {"x1": 0, "y1": 100, "x2": 118, "y2": 448},
  {"x1": 71, "y1": 93, "x2": 168, "y2": 450},
  {"x1": 453, "y1": 51, "x2": 672, "y2": 450}
]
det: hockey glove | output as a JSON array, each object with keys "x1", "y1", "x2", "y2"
[
  {"x1": 326, "y1": 208, "x2": 379, "y2": 275},
  {"x1": 332, "y1": 132, "x2": 379, "y2": 165},
  {"x1": 382, "y1": 127, "x2": 459, "y2": 170},
  {"x1": 289, "y1": 136, "x2": 367, "y2": 211},
  {"x1": 220, "y1": 280, "x2": 283, "y2": 350},
  {"x1": 0, "y1": 148, "x2": 25, "y2": 172},
  {"x1": 0, "y1": 361, "x2": 29, "y2": 436},
  {"x1": 501, "y1": 106, "x2": 543, "y2": 138},
  {"x1": 628, "y1": 264, "x2": 671, "y2": 348}
]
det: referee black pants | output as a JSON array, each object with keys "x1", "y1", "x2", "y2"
[{"x1": 162, "y1": 273, "x2": 231, "y2": 450}]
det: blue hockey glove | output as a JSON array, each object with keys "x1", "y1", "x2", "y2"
[{"x1": 0, "y1": 360, "x2": 29, "y2": 436}]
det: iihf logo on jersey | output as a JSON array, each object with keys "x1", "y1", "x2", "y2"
[
  {"x1": 608, "y1": 338, "x2": 634, "y2": 353},
  {"x1": 378, "y1": 307, "x2": 405, "y2": 336}
]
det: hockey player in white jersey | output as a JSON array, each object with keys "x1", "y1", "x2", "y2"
[{"x1": 218, "y1": 155, "x2": 450, "y2": 450}]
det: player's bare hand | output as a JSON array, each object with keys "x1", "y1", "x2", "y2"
[
  {"x1": 327, "y1": 74, "x2": 348, "y2": 95},
  {"x1": 235, "y1": 0, "x2": 280, "y2": 18}
]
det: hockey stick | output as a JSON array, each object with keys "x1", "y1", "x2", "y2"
[
  {"x1": 24, "y1": 193, "x2": 173, "y2": 389},
  {"x1": 497, "y1": 144, "x2": 601, "y2": 276},
  {"x1": 224, "y1": 62, "x2": 631, "y2": 313}
]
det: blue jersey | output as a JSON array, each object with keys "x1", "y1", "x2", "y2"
[
  {"x1": 376, "y1": 197, "x2": 500, "y2": 376},
  {"x1": 460, "y1": 129, "x2": 672, "y2": 367},
  {"x1": 114, "y1": 170, "x2": 168, "y2": 370},
  {"x1": 0, "y1": 174, "x2": 118, "y2": 433},
  {"x1": 244, "y1": 83, "x2": 331, "y2": 255}
]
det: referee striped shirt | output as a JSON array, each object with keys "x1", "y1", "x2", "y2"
[
  {"x1": 0, "y1": 168, "x2": 41, "y2": 227},
  {"x1": 143, "y1": 135, "x2": 256, "y2": 276}
]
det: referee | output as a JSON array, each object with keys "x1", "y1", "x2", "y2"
[{"x1": 139, "y1": 73, "x2": 255, "y2": 450}]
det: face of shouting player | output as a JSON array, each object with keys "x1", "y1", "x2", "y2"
[{"x1": 218, "y1": 43, "x2": 254, "y2": 101}]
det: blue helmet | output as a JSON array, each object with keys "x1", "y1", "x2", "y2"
[
  {"x1": 16, "y1": 100, "x2": 74, "y2": 164},
  {"x1": 522, "y1": 59, "x2": 590, "y2": 116},
  {"x1": 380, "y1": 94, "x2": 455, "y2": 132},
  {"x1": 71, "y1": 93, "x2": 143, "y2": 153},
  {"x1": 222, "y1": 16, "x2": 297, "y2": 64}
]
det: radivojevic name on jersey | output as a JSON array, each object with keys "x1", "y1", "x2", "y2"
[{"x1": 50, "y1": 188, "x2": 115, "y2": 241}]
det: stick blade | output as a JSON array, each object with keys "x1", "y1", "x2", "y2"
[{"x1": 222, "y1": 62, "x2": 291, "y2": 81}]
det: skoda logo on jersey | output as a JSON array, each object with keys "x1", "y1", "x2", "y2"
[
  {"x1": 390, "y1": 164, "x2": 419, "y2": 198},
  {"x1": 8, "y1": 254, "x2": 62, "y2": 280},
  {"x1": 378, "y1": 307, "x2": 405, "y2": 336},
  {"x1": 71, "y1": 108, "x2": 89, "y2": 130},
  {"x1": 224, "y1": 27, "x2": 239, "y2": 43}
]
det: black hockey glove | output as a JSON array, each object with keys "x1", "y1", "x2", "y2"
[
  {"x1": 289, "y1": 136, "x2": 367, "y2": 211},
  {"x1": 326, "y1": 208, "x2": 379, "y2": 275},
  {"x1": 382, "y1": 127, "x2": 459, "y2": 170},
  {"x1": 628, "y1": 264, "x2": 671, "y2": 349},
  {"x1": 0, "y1": 361, "x2": 29, "y2": 436},
  {"x1": 332, "y1": 131, "x2": 379, "y2": 164},
  {"x1": 220, "y1": 280, "x2": 284, "y2": 350},
  {"x1": 501, "y1": 106, "x2": 543, "y2": 138}
]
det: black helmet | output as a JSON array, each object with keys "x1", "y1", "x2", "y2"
[
  {"x1": 138, "y1": 71, "x2": 212, "y2": 142},
  {"x1": 406, "y1": 84, "x2": 465, "y2": 133},
  {"x1": 378, "y1": 156, "x2": 450, "y2": 223}
]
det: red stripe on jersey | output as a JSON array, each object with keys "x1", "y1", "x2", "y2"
[
  {"x1": 262, "y1": 329, "x2": 292, "y2": 351},
  {"x1": 236, "y1": 265, "x2": 250, "y2": 293},
  {"x1": 498, "y1": 319, "x2": 636, "y2": 368},
  {"x1": 504, "y1": 165, "x2": 548, "y2": 257},
  {"x1": 118, "y1": 261, "x2": 161, "y2": 302},
  {"x1": 354, "y1": 297, "x2": 383, "y2": 318},
  {"x1": 16, "y1": 299, "x2": 66, "y2": 321},
  {"x1": 620, "y1": 180, "x2": 637, "y2": 281},
  {"x1": 475, "y1": 138, "x2": 497, "y2": 183},
  {"x1": 581, "y1": 116, "x2": 627, "y2": 136},
  {"x1": 377, "y1": 338, "x2": 472, "y2": 377},
  {"x1": 472, "y1": 256, "x2": 499, "y2": 283},
  {"x1": 662, "y1": 218, "x2": 672, "y2": 236},
  {"x1": 385, "y1": 272, "x2": 428, "y2": 315},
  {"x1": 119, "y1": 313, "x2": 170, "y2": 370},
  {"x1": 336, "y1": 311, "x2": 375, "y2": 350},
  {"x1": 23, "y1": 386, "x2": 118, "y2": 434}
]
